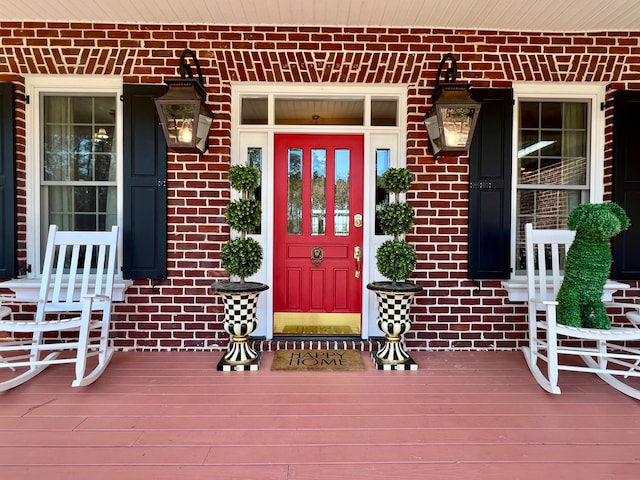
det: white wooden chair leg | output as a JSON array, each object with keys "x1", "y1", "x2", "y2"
[
  {"x1": 546, "y1": 315, "x2": 561, "y2": 393},
  {"x1": 97, "y1": 309, "x2": 112, "y2": 364},
  {"x1": 72, "y1": 299, "x2": 114, "y2": 388},
  {"x1": 73, "y1": 316, "x2": 91, "y2": 386}
]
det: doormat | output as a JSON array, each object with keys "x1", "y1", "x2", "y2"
[{"x1": 271, "y1": 349, "x2": 365, "y2": 371}]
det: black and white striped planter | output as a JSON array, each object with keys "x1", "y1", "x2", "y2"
[
  {"x1": 211, "y1": 281, "x2": 269, "y2": 371},
  {"x1": 367, "y1": 281, "x2": 422, "y2": 370}
]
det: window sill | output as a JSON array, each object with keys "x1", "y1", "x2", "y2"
[
  {"x1": 0, "y1": 278, "x2": 132, "y2": 301},
  {"x1": 501, "y1": 278, "x2": 629, "y2": 302}
]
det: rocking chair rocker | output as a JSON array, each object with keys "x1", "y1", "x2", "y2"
[
  {"x1": 0, "y1": 225, "x2": 119, "y2": 391},
  {"x1": 523, "y1": 223, "x2": 640, "y2": 400}
]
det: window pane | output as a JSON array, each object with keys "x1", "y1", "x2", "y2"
[
  {"x1": 519, "y1": 102, "x2": 539, "y2": 129},
  {"x1": 275, "y1": 97, "x2": 364, "y2": 125},
  {"x1": 47, "y1": 187, "x2": 73, "y2": 230},
  {"x1": 73, "y1": 158, "x2": 92, "y2": 182},
  {"x1": 93, "y1": 126, "x2": 114, "y2": 153},
  {"x1": 334, "y1": 149, "x2": 350, "y2": 236},
  {"x1": 371, "y1": 98, "x2": 398, "y2": 126},
  {"x1": 247, "y1": 147, "x2": 263, "y2": 234},
  {"x1": 287, "y1": 148, "x2": 302, "y2": 235},
  {"x1": 94, "y1": 97, "x2": 115, "y2": 124},
  {"x1": 95, "y1": 154, "x2": 115, "y2": 182},
  {"x1": 70, "y1": 97, "x2": 94, "y2": 123},
  {"x1": 540, "y1": 102, "x2": 562, "y2": 128},
  {"x1": 241, "y1": 97, "x2": 268, "y2": 125},
  {"x1": 375, "y1": 149, "x2": 391, "y2": 235},
  {"x1": 311, "y1": 149, "x2": 326, "y2": 235}
]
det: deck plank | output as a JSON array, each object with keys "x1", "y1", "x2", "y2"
[{"x1": 1, "y1": 350, "x2": 639, "y2": 479}]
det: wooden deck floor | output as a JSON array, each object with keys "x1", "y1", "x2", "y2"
[{"x1": 1, "y1": 350, "x2": 640, "y2": 479}]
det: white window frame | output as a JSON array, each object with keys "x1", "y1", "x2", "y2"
[
  {"x1": 502, "y1": 82, "x2": 611, "y2": 301},
  {"x1": 511, "y1": 83, "x2": 606, "y2": 275},
  {"x1": 23, "y1": 76, "x2": 125, "y2": 281}
]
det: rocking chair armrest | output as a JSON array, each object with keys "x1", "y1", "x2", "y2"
[
  {"x1": 1, "y1": 294, "x2": 112, "y2": 305},
  {"x1": 80, "y1": 294, "x2": 111, "y2": 302},
  {"x1": 603, "y1": 301, "x2": 640, "y2": 310},
  {"x1": 0, "y1": 295, "x2": 38, "y2": 305},
  {"x1": 79, "y1": 294, "x2": 112, "y2": 310},
  {"x1": 623, "y1": 310, "x2": 640, "y2": 328},
  {"x1": 530, "y1": 297, "x2": 559, "y2": 308},
  {"x1": 602, "y1": 302, "x2": 640, "y2": 329},
  {"x1": 529, "y1": 298, "x2": 559, "y2": 326}
]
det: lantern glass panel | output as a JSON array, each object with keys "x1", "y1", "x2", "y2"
[
  {"x1": 439, "y1": 105, "x2": 476, "y2": 149},
  {"x1": 195, "y1": 110, "x2": 213, "y2": 152},
  {"x1": 423, "y1": 110, "x2": 442, "y2": 155},
  {"x1": 159, "y1": 102, "x2": 196, "y2": 145}
]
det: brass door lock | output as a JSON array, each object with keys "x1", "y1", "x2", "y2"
[{"x1": 311, "y1": 246, "x2": 324, "y2": 266}]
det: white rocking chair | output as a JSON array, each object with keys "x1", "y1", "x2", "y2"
[
  {"x1": 0, "y1": 225, "x2": 119, "y2": 391},
  {"x1": 523, "y1": 223, "x2": 640, "y2": 400}
]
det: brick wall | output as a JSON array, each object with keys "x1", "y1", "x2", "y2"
[{"x1": 1, "y1": 23, "x2": 639, "y2": 351}]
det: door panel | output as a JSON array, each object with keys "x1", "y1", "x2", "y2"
[{"x1": 274, "y1": 134, "x2": 364, "y2": 335}]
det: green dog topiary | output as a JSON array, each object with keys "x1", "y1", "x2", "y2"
[{"x1": 556, "y1": 202, "x2": 630, "y2": 329}]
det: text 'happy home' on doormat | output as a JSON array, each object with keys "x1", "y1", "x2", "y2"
[{"x1": 271, "y1": 349, "x2": 366, "y2": 371}]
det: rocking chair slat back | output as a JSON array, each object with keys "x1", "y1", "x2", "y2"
[
  {"x1": 525, "y1": 224, "x2": 574, "y2": 308},
  {"x1": 40, "y1": 228, "x2": 117, "y2": 313}
]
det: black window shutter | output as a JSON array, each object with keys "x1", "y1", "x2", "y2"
[
  {"x1": 467, "y1": 88, "x2": 513, "y2": 279},
  {"x1": 612, "y1": 90, "x2": 640, "y2": 280},
  {"x1": 0, "y1": 82, "x2": 16, "y2": 279},
  {"x1": 122, "y1": 84, "x2": 168, "y2": 279}
]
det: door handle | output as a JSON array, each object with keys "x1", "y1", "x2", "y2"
[{"x1": 354, "y1": 246, "x2": 361, "y2": 278}]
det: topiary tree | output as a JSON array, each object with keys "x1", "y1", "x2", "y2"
[
  {"x1": 375, "y1": 168, "x2": 417, "y2": 285},
  {"x1": 221, "y1": 165, "x2": 263, "y2": 282},
  {"x1": 556, "y1": 202, "x2": 630, "y2": 329}
]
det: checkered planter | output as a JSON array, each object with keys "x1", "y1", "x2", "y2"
[
  {"x1": 212, "y1": 282, "x2": 269, "y2": 371},
  {"x1": 367, "y1": 282, "x2": 421, "y2": 370}
]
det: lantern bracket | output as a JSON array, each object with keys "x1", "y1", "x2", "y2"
[
  {"x1": 178, "y1": 49, "x2": 203, "y2": 84},
  {"x1": 433, "y1": 52, "x2": 458, "y2": 98},
  {"x1": 164, "y1": 48, "x2": 207, "y2": 100}
]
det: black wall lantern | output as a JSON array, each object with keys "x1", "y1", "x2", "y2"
[
  {"x1": 423, "y1": 53, "x2": 481, "y2": 158},
  {"x1": 155, "y1": 49, "x2": 215, "y2": 155}
]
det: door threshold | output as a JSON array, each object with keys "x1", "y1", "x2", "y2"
[
  {"x1": 251, "y1": 337, "x2": 384, "y2": 352},
  {"x1": 274, "y1": 335, "x2": 363, "y2": 342}
]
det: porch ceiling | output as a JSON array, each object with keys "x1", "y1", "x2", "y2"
[{"x1": 0, "y1": 0, "x2": 638, "y2": 32}]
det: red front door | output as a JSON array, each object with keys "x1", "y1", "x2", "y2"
[{"x1": 274, "y1": 134, "x2": 364, "y2": 335}]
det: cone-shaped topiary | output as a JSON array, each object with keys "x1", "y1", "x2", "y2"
[
  {"x1": 220, "y1": 165, "x2": 263, "y2": 282},
  {"x1": 375, "y1": 167, "x2": 417, "y2": 285}
]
